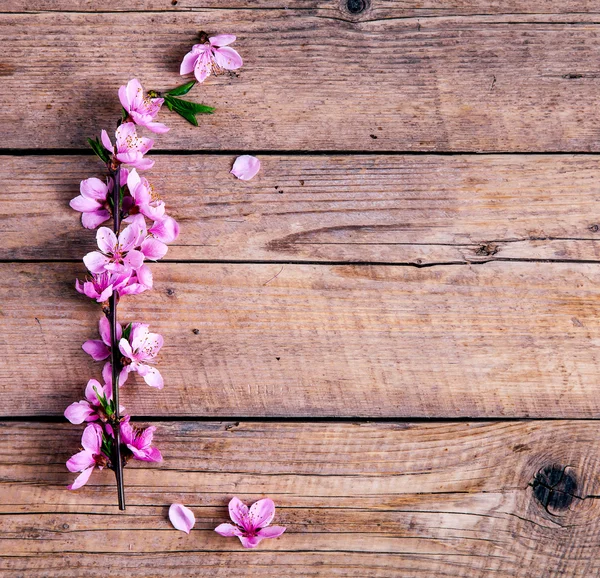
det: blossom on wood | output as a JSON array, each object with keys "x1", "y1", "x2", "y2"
[
  {"x1": 76, "y1": 270, "x2": 133, "y2": 303},
  {"x1": 169, "y1": 503, "x2": 196, "y2": 534},
  {"x1": 66, "y1": 423, "x2": 107, "y2": 490},
  {"x1": 180, "y1": 34, "x2": 243, "y2": 83},
  {"x1": 101, "y1": 122, "x2": 155, "y2": 170},
  {"x1": 83, "y1": 224, "x2": 145, "y2": 275},
  {"x1": 119, "y1": 323, "x2": 164, "y2": 389},
  {"x1": 127, "y1": 169, "x2": 166, "y2": 221},
  {"x1": 120, "y1": 416, "x2": 162, "y2": 462},
  {"x1": 119, "y1": 78, "x2": 169, "y2": 134},
  {"x1": 215, "y1": 497, "x2": 286, "y2": 548},
  {"x1": 69, "y1": 177, "x2": 111, "y2": 229}
]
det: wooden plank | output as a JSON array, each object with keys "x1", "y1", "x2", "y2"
[
  {"x1": 2, "y1": 261, "x2": 600, "y2": 418},
  {"x1": 4, "y1": 0, "x2": 598, "y2": 15},
  {"x1": 3, "y1": 12, "x2": 600, "y2": 151},
  {"x1": 4, "y1": 154, "x2": 600, "y2": 263},
  {"x1": 1, "y1": 420, "x2": 600, "y2": 576}
]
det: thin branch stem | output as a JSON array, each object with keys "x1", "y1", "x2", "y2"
[{"x1": 109, "y1": 165, "x2": 126, "y2": 511}]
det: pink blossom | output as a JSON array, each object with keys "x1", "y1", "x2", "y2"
[
  {"x1": 64, "y1": 378, "x2": 107, "y2": 424},
  {"x1": 215, "y1": 497, "x2": 286, "y2": 548},
  {"x1": 127, "y1": 169, "x2": 166, "y2": 221},
  {"x1": 169, "y1": 503, "x2": 196, "y2": 534},
  {"x1": 231, "y1": 155, "x2": 260, "y2": 181},
  {"x1": 119, "y1": 78, "x2": 169, "y2": 134},
  {"x1": 123, "y1": 213, "x2": 170, "y2": 261},
  {"x1": 66, "y1": 423, "x2": 107, "y2": 490},
  {"x1": 120, "y1": 416, "x2": 162, "y2": 462},
  {"x1": 69, "y1": 177, "x2": 111, "y2": 229},
  {"x1": 119, "y1": 323, "x2": 164, "y2": 388},
  {"x1": 101, "y1": 122, "x2": 154, "y2": 170},
  {"x1": 83, "y1": 223, "x2": 145, "y2": 275},
  {"x1": 180, "y1": 34, "x2": 243, "y2": 83},
  {"x1": 76, "y1": 270, "x2": 132, "y2": 303},
  {"x1": 82, "y1": 317, "x2": 122, "y2": 362},
  {"x1": 149, "y1": 215, "x2": 180, "y2": 243}
]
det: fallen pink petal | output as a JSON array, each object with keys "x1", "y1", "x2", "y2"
[
  {"x1": 169, "y1": 503, "x2": 196, "y2": 534},
  {"x1": 230, "y1": 155, "x2": 261, "y2": 181}
]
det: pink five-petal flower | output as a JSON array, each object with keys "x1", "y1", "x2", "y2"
[
  {"x1": 169, "y1": 503, "x2": 196, "y2": 534},
  {"x1": 127, "y1": 169, "x2": 166, "y2": 221},
  {"x1": 231, "y1": 155, "x2": 261, "y2": 181},
  {"x1": 119, "y1": 78, "x2": 169, "y2": 134},
  {"x1": 120, "y1": 416, "x2": 162, "y2": 462},
  {"x1": 101, "y1": 122, "x2": 155, "y2": 170},
  {"x1": 214, "y1": 497, "x2": 286, "y2": 549},
  {"x1": 76, "y1": 270, "x2": 132, "y2": 303},
  {"x1": 69, "y1": 177, "x2": 111, "y2": 229},
  {"x1": 119, "y1": 323, "x2": 164, "y2": 388},
  {"x1": 180, "y1": 34, "x2": 243, "y2": 83},
  {"x1": 83, "y1": 223, "x2": 145, "y2": 275},
  {"x1": 82, "y1": 317, "x2": 122, "y2": 362},
  {"x1": 66, "y1": 423, "x2": 107, "y2": 490}
]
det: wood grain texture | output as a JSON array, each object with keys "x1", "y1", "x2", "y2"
[
  {"x1": 2, "y1": 420, "x2": 600, "y2": 576},
  {"x1": 4, "y1": 154, "x2": 600, "y2": 263},
  {"x1": 2, "y1": 261, "x2": 600, "y2": 418},
  {"x1": 3, "y1": 12, "x2": 600, "y2": 151}
]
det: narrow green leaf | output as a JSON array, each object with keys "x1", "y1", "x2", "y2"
[
  {"x1": 176, "y1": 109, "x2": 199, "y2": 127},
  {"x1": 87, "y1": 137, "x2": 110, "y2": 164},
  {"x1": 166, "y1": 80, "x2": 197, "y2": 96},
  {"x1": 166, "y1": 95, "x2": 215, "y2": 115}
]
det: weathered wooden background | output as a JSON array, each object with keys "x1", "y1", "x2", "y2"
[{"x1": 1, "y1": 1, "x2": 600, "y2": 576}]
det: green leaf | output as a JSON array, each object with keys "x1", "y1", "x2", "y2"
[
  {"x1": 122, "y1": 323, "x2": 132, "y2": 342},
  {"x1": 166, "y1": 80, "x2": 197, "y2": 96},
  {"x1": 87, "y1": 137, "x2": 110, "y2": 164},
  {"x1": 176, "y1": 109, "x2": 199, "y2": 127},
  {"x1": 165, "y1": 95, "x2": 215, "y2": 115}
]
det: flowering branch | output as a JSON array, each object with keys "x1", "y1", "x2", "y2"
[{"x1": 65, "y1": 33, "x2": 243, "y2": 509}]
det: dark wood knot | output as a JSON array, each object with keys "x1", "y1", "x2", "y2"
[
  {"x1": 532, "y1": 464, "x2": 578, "y2": 512},
  {"x1": 346, "y1": 0, "x2": 369, "y2": 14}
]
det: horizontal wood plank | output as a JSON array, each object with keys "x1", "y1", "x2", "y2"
[
  {"x1": 3, "y1": 12, "x2": 600, "y2": 151},
  {"x1": 4, "y1": 154, "x2": 600, "y2": 263},
  {"x1": 2, "y1": 262, "x2": 600, "y2": 418},
  {"x1": 1, "y1": 420, "x2": 600, "y2": 576}
]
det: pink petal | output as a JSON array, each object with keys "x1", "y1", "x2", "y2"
[
  {"x1": 115, "y1": 122, "x2": 137, "y2": 146},
  {"x1": 81, "y1": 210, "x2": 111, "y2": 229},
  {"x1": 214, "y1": 523, "x2": 241, "y2": 537},
  {"x1": 85, "y1": 378, "x2": 103, "y2": 404},
  {"x1": 209, "y1": 34, "x2": 236, "y2": 47},
  {"x1": 194, "y1": 52, "x2": 213, "y2": 83},
  {"x1": 140, "y1": 237, "x2": 168, "y2": 261},
  {"x1": 129, "y1": 156, "x2": 155, "y2": 171},
  {"x1": 248, "y1": 499, "x2": 276, "y2": 529},
  {"x1": 150, "y1": 216, "x2": 180, "y2": 243},
  {"x1": 230, "y1": 155, "x2": 260, "y2": 181},
  {"x1": 118, "y1": 84, "x2": 130, "y2": 111},
  {"x1": 124, "y1": 249, "x2": 145, "y2": 270},
  {"x1": 83, "y1": 251, "x2": 111, "y2": 274},
  {"x1": 239, "y1": 535, "x2": 263, "y2": 549},
  {"x1": 99, "y1": 316, "x2": 121, "y2": 346},
  {"x1": 213, "y1": 46, "x2": 243, "y2": 71},
  {"x1": 144, "y1": 121, "x2": 170, "y2": 134},
  {"x1": 180, "y1": 50, "x2": 200, "y2": 76},
  {"x1": 127, "y1": 168, "x2": 141, "y2": 195},
  {"x1": 64, "y1": 401, "x2": 95, "y2": 425},
  {"x1": 119, "y1": 338, "x2": 134, "y2": 359},
  {"x1": 126, "y1": 78, "x2": 144, "y2": 110},
  {"x1": 81, "y1": 423, "x2": 103, "y2": 454},
  {"x1": 68, "y1": 465, "x2": 95, "y2": 490},
  {"x1": 119, "y1": 223, "x2": 141, "y2": 252},
  {"x1": 101, "y1": 129, "x2": 113, "y2": 152},
  {"x1": 70, "y1": 195, "x2": 102, "y2": 213},
  {"x1": 257, "y1": 525, "x2": 286, "y2": 539},
  {"x1": 228, "y1": 497, "x2": 249, "y2": 528},
  {"x1": 136, "y1": 264, "x2": 153, "y2": 288},
  {"x1": 66, "y1": 449, "x2": 95, "y2": 473},
  {"x1": 82, "y1": 339, "x2": 110, "y2": 361},
  {"x1": 137, "y1": 364, "x2": 164, "y2": 389},
  {"x1": 169, "y1": 503, "x2": 196, "y2": 534},
  {"x1": 80, "y1": 177, "x2": 109, "y2": 201},
  {"x1": 97, "y1": 227, "x2": 117, "y2": 254}
]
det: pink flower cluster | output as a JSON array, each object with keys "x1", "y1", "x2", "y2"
[{"x1": 66, "y1": 77, "x2": 176, "y2": 490}]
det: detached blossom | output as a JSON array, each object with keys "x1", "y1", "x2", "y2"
[
  {"x1": 69, "y1": 177, "x2": 111, "y2": 229},
  {"x1": 119, "y1": 323, "x2": 164, "y2": 389},
  {"x1": 120, "y1": 416, "x2": 162, "y2": 462},
  {"x1": 180, "y1": 34, "x2": 243, "y2": 83},
  {"x1": 82, "y1": 317, "x2": 122, "y2": 362},
  {"x1": 66, "y1": 423, "x2": 107, "y2": 490},
  {"x1": 101, "y1": 122, "x2": 154, "y2": 170},
  {"x1": 127, "y1": 169, "x2": 166, "y2": 221},
  {"x1": 83, "y1": 223, "x2": 145, "y2": 275},
  {"x1": 119, "y1": 78, "x2": 169, "y2": 134},
  {"x1": 215, "y1": 497, "x2": 286, "y2": 549}
]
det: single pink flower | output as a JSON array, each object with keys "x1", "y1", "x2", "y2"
[
  {"x1": 215, "y1": 497, "x2": 286, "y2": 549},
  {"x1": 64, "y1": 378, "x2": 107, "y2": 424},
  {"x1": 66, "y1": 423, "x2": 107, "y2": 490},
  {"x1": 119, "y1": 78, "x2": 169, "y2": 134},
  {"x1": 101, "y1": 122, "x2": 154, "y2": 170},
  {"x1": 231, "y1": 155, "x2": 260, "y2": 181},
  {"x1": 69, "y1": 177, "x2": 111, "y2": 229},
  {"x1": 76, "y1": 270, "x2": 132, "y2": 303},
  {"x1": 180, "y1": 34, "x2": 243, "y2": 83},
  {"x1": 120, "y1": 416, "x2": 162, "y2": 462},
  {"x1": 169, "y1": 503, "x2": 196, "y2": 534},
  {"x1": 123, "y1": 213, "x2": 170, "y2": 261},
  {"x1": 83, "y1": 223, "x2": 145, "y2": 275},
  {"x1": 127, "y1": 169, "x2": 166, "y2": 221},
  {"x1": 82, "y1": 317, "x2": 122, "y2": 362},
  {"x1": 119, "y1": 323, "x2": 164, "y2": 388}
]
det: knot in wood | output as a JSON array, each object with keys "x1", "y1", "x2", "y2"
[
  {"x1": 532, "y1": 464, "x2": 578, "y2": 512},
  {"x1": 346, "y1": 0, "x2": 369, "y2": 14}
]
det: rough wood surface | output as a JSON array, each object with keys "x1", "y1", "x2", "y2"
[
  {"x1": 2, "y1": 261, "x2": 600, "y2": 418},
  {"x1": 3, "y1": 12, "x2": 600, "y2": 151},
  {"x1": 2, "y1": 420, "x2": 600, "y2": 576},
  {"x1": 4, "y1": 154, "x2": 600, "y2": 263}
]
